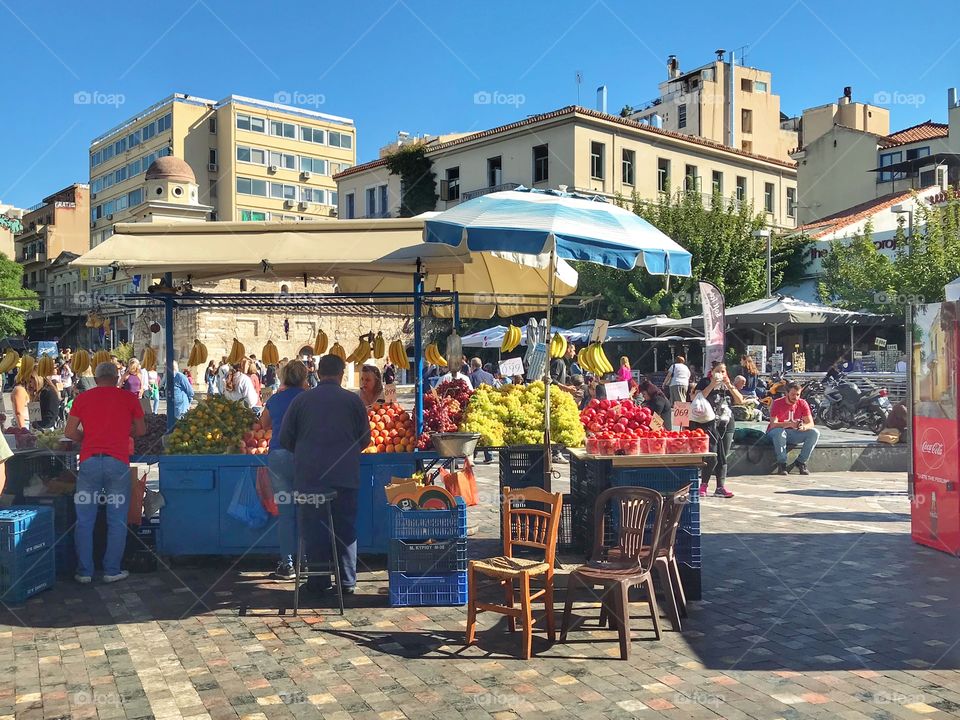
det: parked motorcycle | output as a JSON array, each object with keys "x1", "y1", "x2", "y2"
[{"x1": 817, "y1": 373, "x2": 892, "y2": 433}]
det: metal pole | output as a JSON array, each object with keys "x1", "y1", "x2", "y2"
[
  {"x1": 453, "y1": 291, "x2": 461, "y2": 331},
  {"x1": 543, "y1": 243, "x2": 556, "y2": 492},
  {"x1": 163, "y1": 272, "x2": 176, "y2": 431},
  {"x1": 413, "y1": 262, "x2": 425, "y2": 436},
  {"x1": 766, "y1": 232, "x2": 772, "y2": 298}
]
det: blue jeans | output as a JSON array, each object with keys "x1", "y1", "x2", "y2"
[
  {"x1": 74, "y1": 456, "x2": 131, "y2": 577},
  {"x1": 301, "y1": 487, "x2": 358, "y2": 590},
  {"x1": 151, "y1": 392, "x2": 160, "y2": 414},
  {"x1": 267, "y1": 449, "x2": 297, "y2": 565},
  {"x1": 767, "y1": 427, "x2": 821, "y2": 464}
]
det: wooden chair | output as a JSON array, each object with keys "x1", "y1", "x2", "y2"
[
  {"x1": 466, "y1": 486, "x2": 563, "y2": 659},
  {"x1": 560, "y1": 487, "x2": 664, "y2": 660}
]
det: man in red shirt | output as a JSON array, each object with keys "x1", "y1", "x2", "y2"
[
  {"x1": 65, "y1": 361, "x2": 145, "y2": 584},
  {"x1": 766, "y1": 381, "x2": 820, "y2": 475}
]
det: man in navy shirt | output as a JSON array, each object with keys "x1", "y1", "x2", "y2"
[{"x1": 279, "y1": 354, "x2": 371, "y2": 595}]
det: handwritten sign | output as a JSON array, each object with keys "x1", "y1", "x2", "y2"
[
  {"x1": 604, "y1": 381, "x2": 630, "y2": 400},
  {"x1": 499, "y1": 356, "x2": 524, "y2": 377},
  {"x1": 650, "y1": 413, "x2": 664, "y2": 431},
  {"x1": 875, "y1": 337, "x2": 887, "y2": 348},
  {"x1": 672, "y1": 401, "x2": 690, "y2": 428},
  {"x1": 384, "y1": 384, "x2": 397, "y2": 404},
  {"x1": 588, "y1": 319, "x2": 610, "y2": 344}
]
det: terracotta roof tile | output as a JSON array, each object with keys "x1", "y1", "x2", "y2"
[
  {"x1": 334, "y1": 106, "x2": 797, "y2": 180},
  {"x1": 795, "y1": 188, "x2": 931, "y2": 239},
  {"x1": 883, "y1": 121, "x2": 949, "y2": 148}
]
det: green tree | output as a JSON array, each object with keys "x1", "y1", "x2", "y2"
[
  {"x1": 818, "y1": 189, "x2": 960, "y2": 311},
  {"x1": 0, "y1": 253, "x2": 37, "y2": 336},
  {"x1": 384, "y1": 143, "x2": 438, "y2": 217},
  {"x1": 557, "y1": 190, "x2": 809, "y2": 325}
]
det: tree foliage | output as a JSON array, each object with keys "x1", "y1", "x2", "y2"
[
  {"x1": 818, "y1": 189, "x2": 960, "y2": 312},
  {"x1": 556, "y1": 190, "x2": 809, "y2": 325},
  {"x1": 384, "y1": 143, "x2": 438, "y2": 217},
  {"x1": 0, "y1": 253, "x2": 37, "y2": 336}
]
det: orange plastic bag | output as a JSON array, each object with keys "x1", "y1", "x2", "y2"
[
  {"x1": 256, "y1": 465, "x2": 279, "y2": 516},
  {"x1": 439, "y1": 458, "x2": 479, "y2": 507}
]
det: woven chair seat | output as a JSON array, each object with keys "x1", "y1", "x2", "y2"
[{"x1": 472, "y1": 556, "x2": 550, "y2": 578}]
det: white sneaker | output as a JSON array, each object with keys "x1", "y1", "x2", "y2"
[
  {"x1": 74, "y1": 574, "x2": 92, "y2": 584},
  {"x1": 102, "y1": 571, "x2": 129, "y2": 584}
]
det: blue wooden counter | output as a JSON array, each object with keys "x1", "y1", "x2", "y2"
[{"x1": 157, "y1": 452, "x2": 438, "y2": 557}]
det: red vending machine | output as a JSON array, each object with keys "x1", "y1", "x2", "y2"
[{"x1": 911, "y1": 301, "x2": 960, "y2": 555}]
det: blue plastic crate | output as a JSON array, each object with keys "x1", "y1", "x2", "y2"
[
  {"x1": 0, "y1": 550, "x2": 55, "y2": 604},
  {"x1": 29, "y1": 495, "x2": 76, "y2": 534},
  {"x1": 0, "y1": 507, "x2": 54, "y2": 555},
  {"x1": 388, "y1": 571, "x2": 467, "y2": 607},
  {"x1": 389, "y1": 538, "x2": 467, "y2": 574},
  {"x1": 388, "y1": 497, "x2": 467, "y2": 541}
]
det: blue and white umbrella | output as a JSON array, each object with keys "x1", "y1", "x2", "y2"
[
  {"x1": 424, "y1": 187, "x2": 692, "y2": 275},
  {"x1": 424, "y1": 187, "x2": 692, "y2": 472}
]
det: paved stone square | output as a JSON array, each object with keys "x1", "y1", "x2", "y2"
[{"x1": 3, "y1": 464, "x2": 960, "y2": 719}]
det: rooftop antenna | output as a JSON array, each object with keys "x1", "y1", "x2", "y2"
[
  {"x1": 576, "y1": 71, "x2": 583, "y2": 106},
  {"x1": 736, "y1": 44, "x2": 749, "y2": 66}
]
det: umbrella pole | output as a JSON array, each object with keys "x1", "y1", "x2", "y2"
[{"x1": 543, "y1": 243, "x2": 556, "y2": 492}]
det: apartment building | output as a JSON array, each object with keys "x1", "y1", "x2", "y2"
[
  {"x1": 87, "y1": 93, "x2": 355, "y2": 342},
  {"x1": 16, "y1": 183, "x2": 89, "y2": 294},
  {"x1": 335, "y1": 106, "x2": 798, "y2": 230},
  {"x1": 792, "y1": 88, "x2": 960, "y2": 225},
  {"x1": 629, "y1": 52, "x2": 799, "y2": 163}
]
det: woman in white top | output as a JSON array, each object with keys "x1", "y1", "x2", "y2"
[
  {"x1": 662, "y1": 355, "x2": 691, "y2": 404},
  {"x1": 223, "y1": 363, "x2": 260, "y2": 409}
]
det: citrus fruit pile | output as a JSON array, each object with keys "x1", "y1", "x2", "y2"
[{"x1": 165, "y1": 396, "x2": 257, "y2": 455}]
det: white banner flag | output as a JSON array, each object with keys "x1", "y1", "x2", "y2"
[{"x1": 699, "y1": 281, "x2": 725, "y2": 367}]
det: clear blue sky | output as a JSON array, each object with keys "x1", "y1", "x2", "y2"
[{"x1": 3, "y1": 0, "x2": 960, "y2": 207}]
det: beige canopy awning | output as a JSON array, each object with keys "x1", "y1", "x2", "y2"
[
  {"x1": 72, "y1": 217, "x2": 578, "y2": 317},
  {"x1": 72, "y1": 218, "x2": 470, "y2": 280}
]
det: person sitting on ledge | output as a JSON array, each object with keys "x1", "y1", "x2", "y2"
[{"x1": 766, "y1": 381, "x2": 820, "y2": 475}]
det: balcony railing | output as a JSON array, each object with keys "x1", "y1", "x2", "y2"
[{"x1": 460, "y1": 182, "x2": 521, "y2": 203}]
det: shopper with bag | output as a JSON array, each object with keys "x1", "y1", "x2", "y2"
[
  {"x1": 689, "y1": 362, "x2": 743, "y2": 498},
  {"x1": 662, "y1": 355, "x2": 691, "y2": 404}
]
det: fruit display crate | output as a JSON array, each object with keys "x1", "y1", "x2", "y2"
[
  {"x1": 498, "y1": 445, "x2": 562, "y2": 493},
  {"x1": 0, "y1": 550, "x2": 55, "y2": 604},
  {"x1": 388, "y1": 537, "x2": 467, "y2": 574},
  {"x1": 388, "y1": 571, "x2": 468, "y2": 607},
  {"x1": 388, "y1": 497, "x2": 467, "y2": 542},
  {"x1": 0, "y1": 507, "x2": 56, "y2": 604}
]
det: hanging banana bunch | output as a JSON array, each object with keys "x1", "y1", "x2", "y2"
[
  {"x1": 0, "y1": 349, "x2": 19, "y2": 374},
  {"x1": 328, "y1": 342, "x2": 346, "y2": 361},
  {"x1": 313, "y1": 329, "x2": 328, "y2": 355},
  {"x1": 71, "y1": 349, "x2": 90, "y2": 375},
  {"x1": 549, "y1": 332, "x2": 568, "y2": 359},
  {"x1": 188, "y1": 339, "x2": 208, "y2": 367},
  {"x1": 373, "y1": 331, "x2": 385, "y2": 359},
  {"x1": 346, "y1": 336, "x2": 371, "y2": 364},
  {"x1": 424, "y1": 342, "x2": 447, "y2": 367},
  {"x1": 584, "y1": 342, "x2": 613, "y2": 375},
  {"x1": 500, "y1": 323, "x2": 522, "y2": 352},
  {"x1": 388, "y1": 339, "x2": 409, "y2": 370},
  {"x1": 262, "y1": 340, "x2": 280, "y2": 366},
  {"x1": 16, "y1": 355, "x2": 36, "y2": 384},
  {"x1": 226, "y1": 338, "x2": 246, "y2": 365},
  {"x1": 141, "y1": 346, "x2": 157, "y2": 371},
  {"x1": 36, "y1": 355, "x2": 55, "y2": 378},
  {"x1": 91, "y1": 350, "x2": 112, "y2": 369}
]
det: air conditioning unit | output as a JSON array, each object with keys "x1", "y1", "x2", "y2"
[
  {"x1": 298, "y1": 201, "x2": 308, "y2": 210},
  {"x1": 207, "y1": 163, "x2": 218, "y2": 172},
  {"x1": 301, "y1": 170, "x2": 312, "y2": 180},
  {"x1": 268, "y1": 165, "x2": 279, "y2": 173},
  {"x1": 91, "y1": 193, "x2": 97, "y2": 200},
  {"x1": 283, "y1": 199, "x2": 295, "y2": 209},
  {"x1": 90, "y1": 221, "x2": 97, "y2": 228},
  {"x1": 106, "y1": 214, "x2": 113, "y2": 220}
]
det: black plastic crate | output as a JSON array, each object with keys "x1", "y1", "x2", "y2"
[
  {"x1": 388, "y1": 537, "x2": 467, "y2": 574},
  {"x1": 29, "y1": 495, "x2": 76, "y2": 535},
  {"x1": 498, "y1": 445, "x2": 558, "y2": 491},
  {"x1": 678, "y1": 562, "x2": 701, "y2": 601},
  {"x1": 7, "y1": 452, "x2": 77, "y2": 488}
]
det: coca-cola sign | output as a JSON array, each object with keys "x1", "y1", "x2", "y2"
[{"x1": 920, "y1": 427, "x2": 947, "y2": 469}]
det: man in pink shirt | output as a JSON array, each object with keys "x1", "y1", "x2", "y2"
[{"x1": 766, "y1": 382, "x2": 820, "y2": 475}]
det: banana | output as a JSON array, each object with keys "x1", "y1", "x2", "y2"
[
  {"x1": 313, "y1": 329, "x2": 328, "y2": 355},
  {"x1": 389, "y1": 340, "x2": 409, "y2": 370},
  {"x1": 188, "y1": 339, "x2": 206, "y2": 367},
  {"x1": 501, "y1": 323, "x2": 523, "y2": 352},
  {"x1": 347, "y1": 338, "x2": 370, "y2": 364},
  {"x1": 549, "y1": 332, "x2": 568, "y2": 359},
  {"x1": 262, "y1": 340, "x2": 280, "y2": 366},
  {"x1": 37, "y1": 355, "x2": 55, "y2": 378},
  {"x1": 226, "y1": 338, "x2": 246, "y2": 365},
  {"x1": 0, "y1": 349, "x2": 18, "y2": 374},
  {"x1": 425, "y1": 343, "x2": 447, "y2": 367},
  {"x1": 142, "y1": 346, "x2": 157, "y2": 371},
  {"x1": 373, "y1": 332, "x2": 385, "y2": 359},
  {"x1": 592, "y1": 343, "x2": 613, "y2": 374},
  {"x1": 329, "y1": 342, "x2": 346, "y2": 361},
  {"x1": 17, "y1": 355, "x2": 35, "y2": 384},
  {"x1": 72, "y1": 350, "x2": 89, "y2": 375},
  {"x1": 92, "y1": 350, "x2": 111, "y2": 369}
]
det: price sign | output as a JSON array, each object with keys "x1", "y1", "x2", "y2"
[
  {"x1": 875, "y1": 337, "x2": 887, "y2": 348},
  {"x1": 27, "y1": 402, "x2": 41, "y2": 426},
  {"x1": 649, "y1": 413, "x2": 664, "y2": 431},
  {"x1": 499, "y1": 356, "x2": 524, "y2": 377},
  {"x1": 588, "y1": 319, "x2": 610, "y2": 344},
  {"x1": 604, "y1": 381, "x2": 630, "y2": 400},
  {"x1": 384, "y1": 384, "x2": 397, "y2": 404},
  {"x1": 672, "y1": 401, "x2": 690, "y2": 428}
]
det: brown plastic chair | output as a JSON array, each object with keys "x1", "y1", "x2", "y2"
[
  {"x1": 599, "y1": 483, "x2": 691, "y2": 631},
  {"x1": 466, "y1": 486, "x2": 563, "y2": 659},
  {"x1": 560, "y1": 487, "x2": 664, "y2": 660}
]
